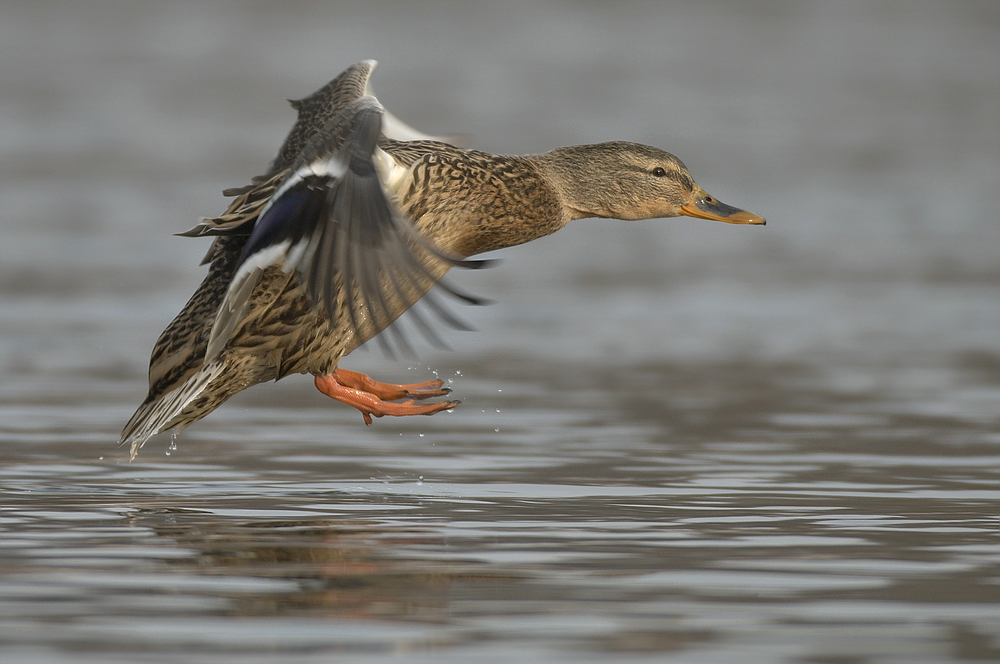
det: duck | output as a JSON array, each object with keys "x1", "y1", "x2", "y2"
[{"x1": 120, "y1": 60, "x2": 765, "y2": 459}]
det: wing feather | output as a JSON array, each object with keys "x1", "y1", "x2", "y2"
[{"x1": 204, "y1": 97, "x2": 492, "y2": 362}]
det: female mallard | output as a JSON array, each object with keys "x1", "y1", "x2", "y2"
[{"x1": 121, "y1": 60, "x2": 764, "y2": 459}]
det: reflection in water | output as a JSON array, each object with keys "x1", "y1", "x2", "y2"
[{"x1": 136, "y1": 510, "x2": 519, "y2": 625}]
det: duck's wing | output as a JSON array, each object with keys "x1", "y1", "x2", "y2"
[
  {"x1": 271, "y1": 59, "x2": 449, "y2": 174},
  {"x1": 204, "y1": 96, "x2": 490, "y2": 363},
  {"x1": 176, "y1": 170, "x2": 289, "y2": 269},
  {"x1": 269, "y1": 60, "x2": 378, "y2": 174},
  {"x1": 179, "y1": 59, "x2": 449, "y2": 245}
]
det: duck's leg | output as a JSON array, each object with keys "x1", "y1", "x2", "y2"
[{"x1": 314, "y1": 371, "x2": 459, "y2": 425}]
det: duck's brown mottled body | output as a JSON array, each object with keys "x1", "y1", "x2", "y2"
[
  {"x1": 396, "y1": 145, "x2": 565, "y2": 256},
  {"x1": 121, "y1": 60, "x2": 764, "y2": 458}
]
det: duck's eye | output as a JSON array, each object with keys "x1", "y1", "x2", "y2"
[{"x1": 652, "y1": 167, "x2": 667, "y2": 177}]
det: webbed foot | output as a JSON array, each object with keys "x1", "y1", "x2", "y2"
[{"x1": 314, "y1": 370, "x2": 459, "y2": 425}]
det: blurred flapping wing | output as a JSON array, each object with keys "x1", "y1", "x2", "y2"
[{"x1": 205, "y1": 96, "x2": 490, "y2": 362}]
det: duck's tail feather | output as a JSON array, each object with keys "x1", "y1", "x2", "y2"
[{"x1": 119, "y1": 360, "x2": 226, "y2": 461}]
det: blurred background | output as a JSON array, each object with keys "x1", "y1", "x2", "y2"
[{"x1": 1, "y1": 2, "x2": 998, "y2": 662}]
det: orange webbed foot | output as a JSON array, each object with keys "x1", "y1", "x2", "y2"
[
  {"x1": 330, "y1": 368, "x2": 452, "y2": 400},
  {"x1": 314, "y1": 370, "x2": 460, "y2": 425}
]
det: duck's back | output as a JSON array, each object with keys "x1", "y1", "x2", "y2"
[{"x1": 384, "y1": 140, "x2": 565, "y2": 257}]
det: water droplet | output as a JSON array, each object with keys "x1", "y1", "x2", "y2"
[
  {"x1": 419, "y1": 433, "x2": 425, "y2": 438},
  {"x1": 498, "y1": 389, "x2": 502, "y2": 393},
  {"x1": 98, "y1": 456, "x2": 104, "y2": 461},
  {"x1": 494, "y1": 428, "x2": 500, "y2": 433},
  {"x1": 417, "y1": 476, "x2": 424, "y2": 486},
  {"x1": 166, "y1": 433, "x2": 178, "y2": 456},
  {"x1": 455, "y1": 370, "x2": 462, "y2": 376},
  {"x1": 496, "y1": 409, "x2": 500, "y2": 413}
]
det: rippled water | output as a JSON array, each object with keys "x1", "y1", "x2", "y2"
[{"x1": 2, "y1": 2, "x2": 998, "y2": 662}]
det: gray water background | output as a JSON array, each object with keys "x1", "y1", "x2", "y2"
[{"x1": 1, "y1": 1, "x2": 998, "y2": 662}]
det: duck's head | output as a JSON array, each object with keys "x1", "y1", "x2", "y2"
[{"x1": 536, "y1": 141, "x2": 765, "y2": 225}]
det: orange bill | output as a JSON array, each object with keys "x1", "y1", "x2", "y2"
[{"x1": 680, "y1": 185, "x2": 766, "y2": 225}]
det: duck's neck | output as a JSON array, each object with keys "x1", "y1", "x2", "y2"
[{"x1": 530, "y1": 145, "x2": 629, "y2": 221}]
